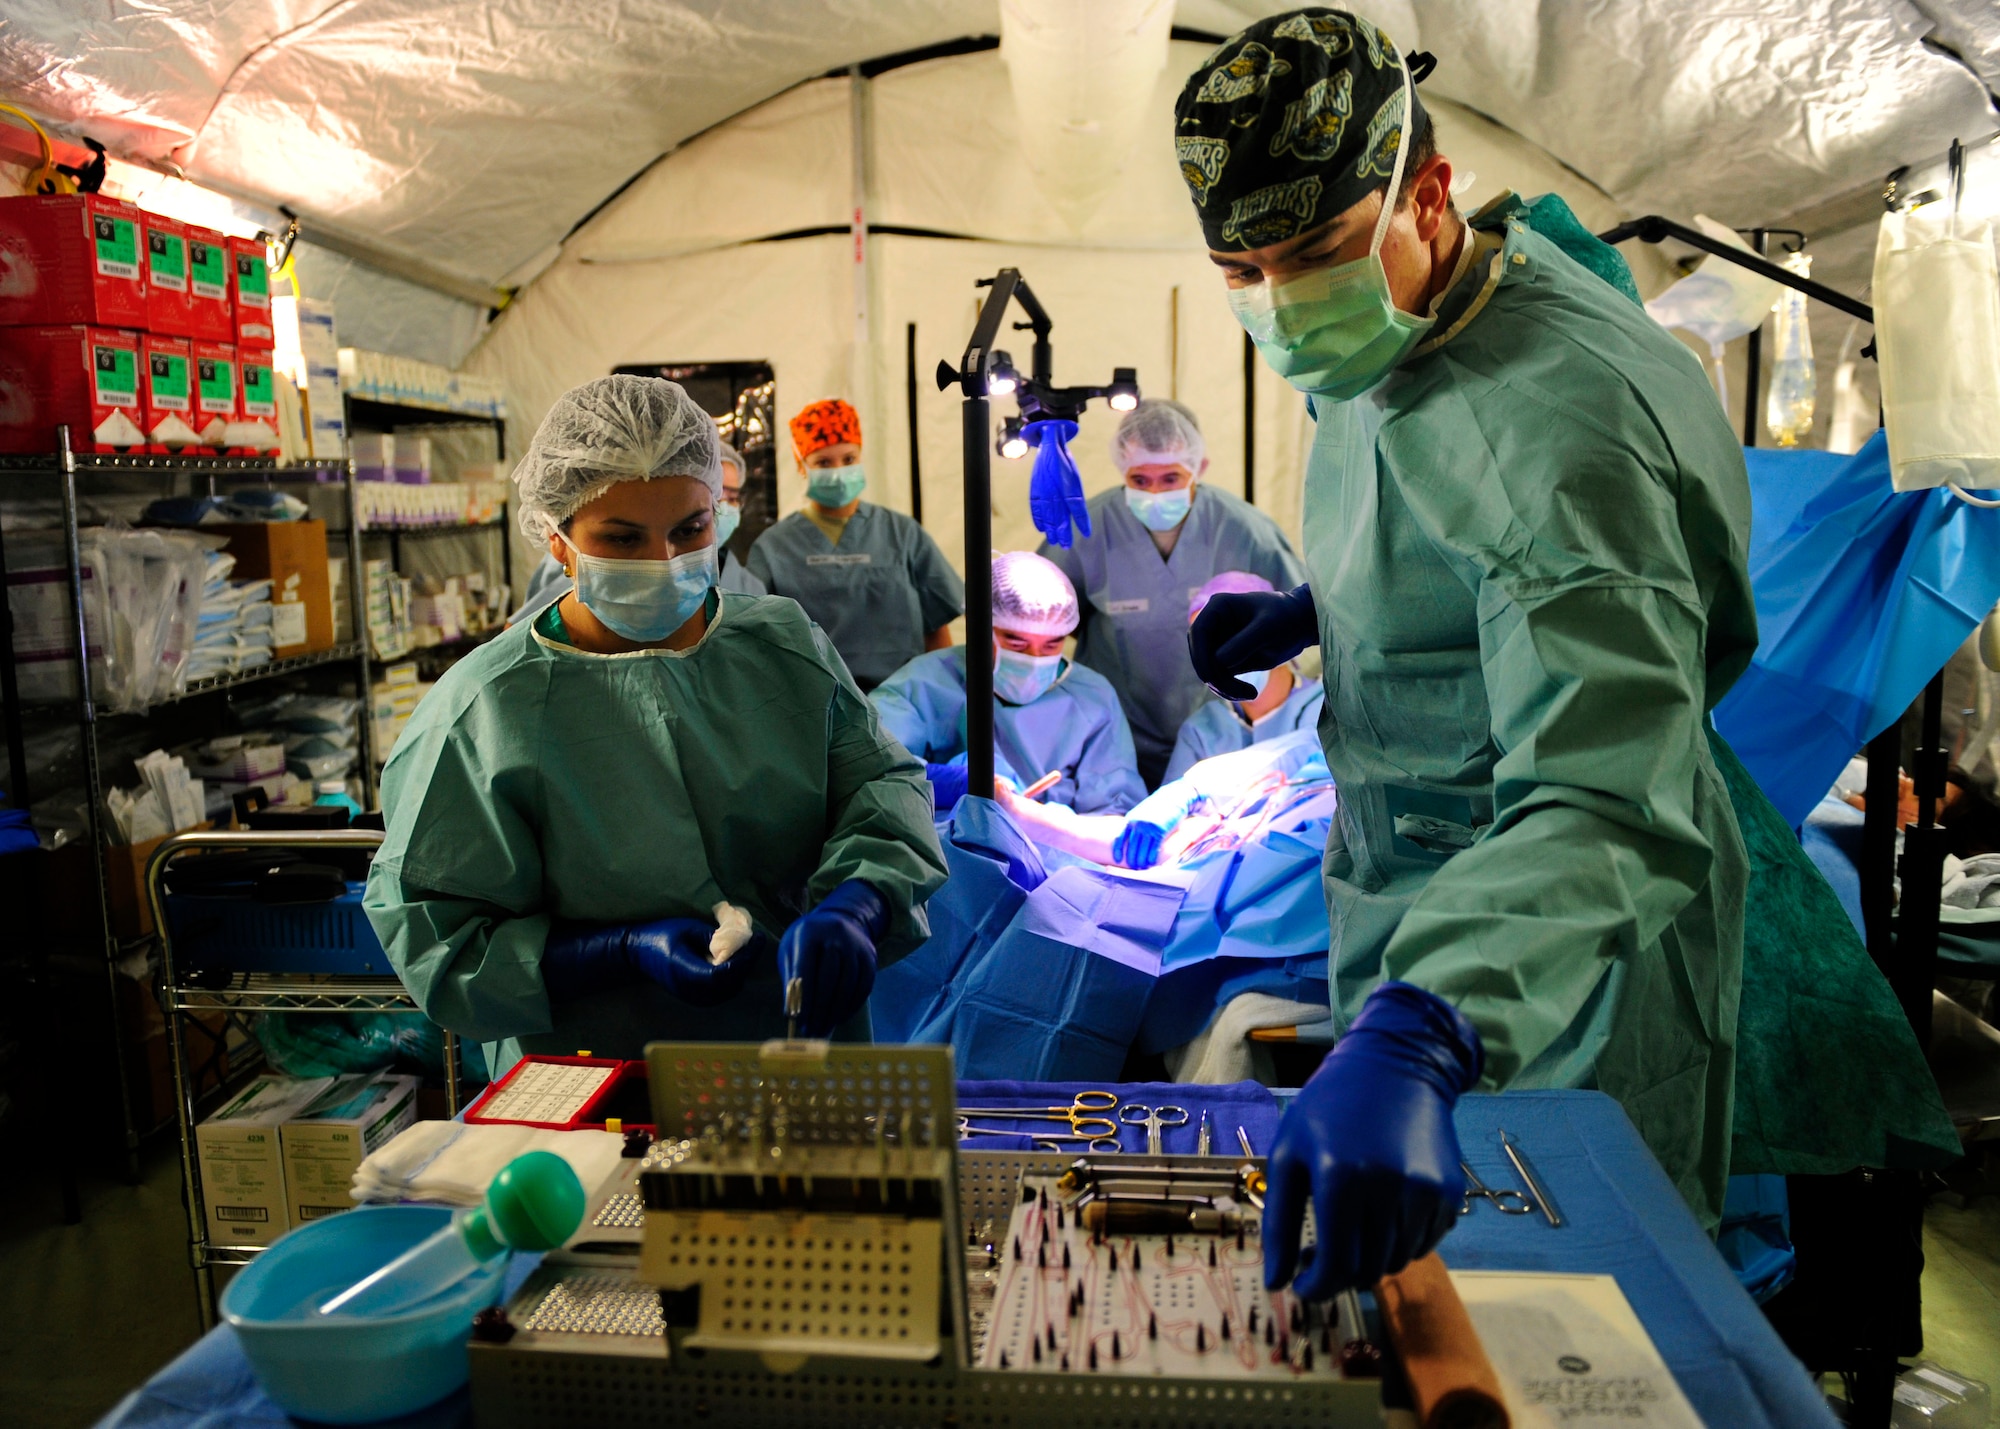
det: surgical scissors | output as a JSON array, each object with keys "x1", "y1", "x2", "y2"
[
  {"x1": 957, "y1": 1091, "x2": 1120, "y2": 1139},
  {"x1": 1119, "y1": 1103, "x2": 1190, "y2": 1154},
  {"x1": 1459, "y1": 1160, "x2": 1533, "y2": 1216},
  {"x1": 956, "y1": 1117, "x2": 1120, "y2": 1152}
]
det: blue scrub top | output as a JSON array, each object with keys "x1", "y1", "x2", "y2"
[
  {"x1": 870, "y1": 645, "x2": 1147, "y2": 815},
  {"x1": 748, "y1": 502, "x2": 964, "y2": 689},
  {"x1": 1163, "y1": 675, "x2": 1325, "y2": 783}
]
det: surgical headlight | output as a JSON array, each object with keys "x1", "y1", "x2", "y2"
[
  {"x1": 1106, "y1": 368, "x2": 1140, "y2": 412},
  {"x1": 997, "y1": 414, "x2": 1030, "y2": 460}
]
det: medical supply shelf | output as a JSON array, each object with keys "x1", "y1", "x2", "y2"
[
  {"x1": 149, "y1": 828, "x2": 464, "y2": 1326},
  {"x1": 0, "y1": 425, "x2": 377, "y2": 1183}
]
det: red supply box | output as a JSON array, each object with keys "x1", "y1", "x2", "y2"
[
  {"x1": 0, "y1": 194, "x2": 147, "y2": 329},
  {"x1": 229, "y1": 235, "x2": 272, "y2": 346},
  {"x1": 143, "y1": 213, "x2": 193, "y2": 337},
  {"x1": 463, "y1": 1056, "x2": 651, "y2": 1132},
  {"x1": 141, "y1": 332, "x2": 200, "y2": 452},
  {"x1": 234, "y1": 346, "x2": 279, "y2": 453},
  {"x1": 0, "y1": 325, "x2": 145, "y2": 453},
  {"x1": 185, "y1": 226, "x2": 233, "y2": 342},
  {"x1": 191, "y1": 340, "x2": 237, "y2": 450}
]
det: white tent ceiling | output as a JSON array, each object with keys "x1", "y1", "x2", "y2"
[{"x1": 1, "y1": 0, "x2": 1994, "y2": 301}]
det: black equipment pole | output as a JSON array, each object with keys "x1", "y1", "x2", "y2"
[
  {"x1": 905, "y1": 322, "x2": 923, "y2": 526},
  {"x1": 1597, "y1": 215, "x2": 1874, "y2": 324},
  {"x1": 1898, "y1": 674, "x2": 1949, "y2": 1045},
  {"x1": 1242, "y1": 331, "x2": 1257, "y2": 506},
  {"x1": 1742, "y1": 229, "x2": 1766, "y2": 448},
  {"x1": 961, "y1": 394, "x2": 993, "y2": 798}
]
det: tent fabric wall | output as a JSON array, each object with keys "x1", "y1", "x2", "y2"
[{"x1": 465, "y1": 43, "x2": 1685, "y2": 583}]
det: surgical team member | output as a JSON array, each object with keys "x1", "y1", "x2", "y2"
[
  {"x1": 365, "y1": 376, "x2": 948, "y2": 1076},
  {"x1": 1040, "y1": 398, "x2": 1304, "y2": 787},
  {"x1": 1180, "y1": 10, "x2": 1755, "y2": 1295},
  {"x1": 1164, "y1": 571, "x2": 1325, "y2": 782},
  {"x1": 748, "y1": 398, "x2": 963, "y2": 690},
  {"x1": 871, "y1": 550, "x2": 1146, "y2": 816},
  {"x1": 507, "y1": 428, "x2": 764, "y2": 625}
]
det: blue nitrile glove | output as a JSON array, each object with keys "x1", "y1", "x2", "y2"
[
  {"x1": 541, "y1": 916, "x2": 762, "y2": 1008},
  {"x1": 1025, "y1": 419, "x2": 1090, "y2": 549},
  {"x1": 777, "y1": 880, "x2": 889, "y2": 1037},
  {"x1": 1111, "y1": 820, "x2": 1166, "y2": 870},
  {"x1": 1189, "y1": 583, "x2": 1318, "y2": 701},
  {"x1": 1263, "y1": 980, "x2": 1484, "y2": 1299},
  {"x1": 926, "y1": 760, "x2": 970, "y2": 812}
]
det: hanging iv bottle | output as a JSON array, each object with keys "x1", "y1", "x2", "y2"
[{"x1": 1765, "y1": 250, "x2": 1816, "y2": 447}]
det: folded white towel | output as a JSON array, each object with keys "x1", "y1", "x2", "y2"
[{"x1": 352, "y1": 1120, "x2": 627, "y2": 1207}]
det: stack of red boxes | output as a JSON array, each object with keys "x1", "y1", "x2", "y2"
[{"x1": 0, "y1": 194, "x2": 278, "y2": 455}]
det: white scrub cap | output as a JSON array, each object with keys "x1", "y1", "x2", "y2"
[
  {"x1": 717, "y1": 441, "x2": 747, "y2": 482},
  {"x1": 1111, "y1": 397, "x2": 1206, "y2": 475},
  {"x1": 514, "y1": 375, "x2": 722, "y2": 541},
  {"x1": 993, "y1": 550, "x2": 1079, "y2": 637}
]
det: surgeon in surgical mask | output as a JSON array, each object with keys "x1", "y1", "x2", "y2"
[
  {"x1": 1039, "y1": 398, "x2": 1305, "y2": 788},
  {"x1": 365, "y1": 375, "x2": 948, "y2": 1079},
  {"x1": 871, "y1": 550, "x2": 1145, "y2": 817}
]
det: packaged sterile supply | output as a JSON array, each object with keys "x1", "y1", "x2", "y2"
[
  {"x1": 143, "y1": 212, "x2": 194, "y2": 337},
  {"x1": 228, "y1": 235, "x2": 272, "y2": 346},
  {"x1": 1892, "y1": 1361, "x2": 1991, "y2": 1428},
  {"x1": 280, "y1": 1074, "x2": 420, "y2": 1226},
  {"x1": 350, "y1": 432, "x2": 394, "y2": 481},
  {"x1": 393, "y1": 433, "x2": 432, "y2": 484},
  {"x1": 0, "y1": 325, "x2": 146, "y2": 453},
  {"x1": 0, "y1": 193, "x2": 148, "y2": 328},
  {"x1": 196, "y1": 1075, "x2": 333, "y2": 1246},
  {"x1": 230, "y1": 347, "x2": 280, "y2": 454},
  {"x1": 184, "y1": 224, "x2": 234, "y2": 342},
  {"x1": 142, "y1": 332, "x2": 202, "y2": 453},
  {"x1": 191, "y1": 340, "x2": 239, "y2": 450}
]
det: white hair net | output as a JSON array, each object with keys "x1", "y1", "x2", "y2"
[
  {"x1": 717, "y1": 441, "x2": 747, "y2": 482},
  {"x1": 992, "y1": 550, "x2": 1079, "y2": 637},
  {"x1": 1111, "y1": 397, "x2": 1205, "y2": 475},
  {"x1": 514, "y1": 375, "x2": 722, "y2": 541}
]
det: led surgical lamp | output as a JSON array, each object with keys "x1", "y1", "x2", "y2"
[{"x1": 938, "y1": 267, "x2": 1140, "y2": 798}]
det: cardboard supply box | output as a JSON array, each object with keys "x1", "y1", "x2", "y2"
[
  {"x1": 141, "y1": 332, "x2": 200, "y2": 452},
  {"x1": 0, "y1": 324, "x2": 145, "y2": 453},
  {"x1": 0, "y1": 193, "x2": 147, "y2": 328},
  {"x1": 229, "y1": 235, "x2": 272, "y2": 346},
  {"x1": 143, "y1": 212, "x2": 193, "y2": 337},
  {"x1": 216, "y1": 520, "x2": 335, "y2": 656},
  {"x1": 196, "y1": 1075, "x2": 333, "y2": 1247},
  {"x1": 281, "y1": 1074, "x2": 420, "y2": 1224},
  {"x1": 185, "y1": 226, "x2": 233, "y2": 342},
  {"x1": 192, "y1": 339, "x2": 238, "y2": 448}
]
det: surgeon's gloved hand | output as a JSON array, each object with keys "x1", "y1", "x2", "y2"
[
  {"x1": 1025, "y1": 419, "x2": 1090, "y2": 549},
  {"x1": 925, "y1": 760, "x2": 970, "y2": 812},
  {"x1": 542, "y1": 916, "x2": 760, "y2": 1008},
  {"x1": 1189, "y1": 583, "x2": 1318, "y2": 701},
  {"x1": 1263, "y1": 981, "x2": 1484, "y2": 1300},
  {"x1": 1112, "y1": 820, "x2": 1166, "y2": 870},
  {"x1": 777, "y1": 880, "x2": 889, "y2": 1037}
]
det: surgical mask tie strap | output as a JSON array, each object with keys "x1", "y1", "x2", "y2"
[{"x1": 1367, "y1": 51, "x2": 1416, "y2": 259}]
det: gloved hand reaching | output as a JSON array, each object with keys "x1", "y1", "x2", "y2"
[
  {"x1": 926, "y1": 760, "x2": 970, "y2": 812},
  {"x1": 542, "y1": 915, "x2": 763, "y2": 1007},
  {"x1": 1026, "y1": 419, "x2": 1090, "y2": 549},
  {"x1": 778, "y1": 880, "x2": 890, "y2": 1037},
  {"x1": 1112, "y1": 820, "x2": 1166, "y2": 870},
  {"x1": 1188, "y1": 583, "x2": 1318, "y2": 701},
  {"x1": 1263, "y1": 981, "x2": 1483, "y2": 1300}
]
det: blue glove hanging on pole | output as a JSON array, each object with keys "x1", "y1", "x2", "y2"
[
  {"x1": 1188, "y1": 583, "x2": 1319, "y2": 701},
  {"x1": 542, "y1": 916, "x2": 763, "y2": 1007},
  {"x1": 1262, "y1": 981, "x2": 1484, "y2": 1299},
  {"x1": 778, "y1": 880, "x2": 890, "y2": 1037},
  {"x1": 1025, "y1": 419, "x2": 1090, "y2": 549}
]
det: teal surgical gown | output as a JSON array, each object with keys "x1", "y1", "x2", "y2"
[
  {"x1": 870, "y1": 645, "x2": 1147, "y2": 815},
  {"x1": 1163, "y1": 675, "x2": 1325, "y2": 783},
  {"x1": 747, "y1": 502, "x2": 964, "y2": 689},
  {"x1": 1041, "y1": 486, "x2": 1305, "y2": 786},
  {"x1": 1308, "y1": 205, "x2": 1758, "y2": 1227},
  {"x1": 362, "y1": 591, "x2": 949, "y2": 1078}
]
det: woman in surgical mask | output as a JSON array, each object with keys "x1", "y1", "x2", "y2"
[
  {"x1": 871, "y1": 550, "x2": 1146, "y2": 816},
  {"x1": 364, "y1": 375, "x2": 948, "y2": 1080},
  {"x1": 1037, "y1": 398, "x2": 1307, "y2": 787},
  {"x1": 747, "y1": 398, "x2": 964, "y2": 691}
]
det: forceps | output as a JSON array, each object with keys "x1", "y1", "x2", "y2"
[
  {"x1": 958, "y1": 1091, "x2": 1119, "y2": 1139},
  {"x1": 1120, "y1": 1103, "x2": 1190, "y2": 1154},
  {"x1": 956, "y1": 1117, "x2": 1120, "y2": 1152},
  {"x1": 1459, "y1": 1160, "x2": 1534, "y2": 1215}
]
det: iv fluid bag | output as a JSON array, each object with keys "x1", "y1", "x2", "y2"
[
  {"x1": 1874, "y1": 203, "x2": 2000, "y2": 494},
  {"x1": 1765, "y1": 251, "x2": 1815, "y2": 448}
]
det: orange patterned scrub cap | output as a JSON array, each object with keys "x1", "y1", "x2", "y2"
[{"x1": 790, "y1": 398, "x2": 862, "y2": 459}]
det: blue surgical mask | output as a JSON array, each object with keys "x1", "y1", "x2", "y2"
[
  {"x1": 807, "y1": 465, "x2": 867, "y2": 508},
  {"x1": 714, "y1": 501, "x2": 742, "y2": 547},
  {"x1": 993, "y1": 645, "x2": 1064, "y2": 705},
  {"x1": 1125, "y1": 484, "x2": 1193, "y2": 532},
  {"x1": 1235, "y1": 668, "x2": 1271, "y2": 699},
  {"x1": 562, "y1": 537, "x2": 717, "y2": 643}
]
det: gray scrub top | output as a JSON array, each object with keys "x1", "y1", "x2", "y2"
[
  {"x1": 1041, "y1": 485, "x2": 1305, "y2": 785},
  {"x1": 748, "y1": 501, "x2": 965, "y2": 689}
]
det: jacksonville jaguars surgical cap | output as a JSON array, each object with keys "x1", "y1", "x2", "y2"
[{"x1": 1174, "y1": 7, "x2": 1430, "y2": 253}]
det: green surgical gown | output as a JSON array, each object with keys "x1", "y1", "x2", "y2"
[
  {"x1": 362, "y1": 592, "x2": 949, "y2": 1078},
  {"x1": 1308, "y1": 213, "x2": 1759, "y2": 1226}
]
